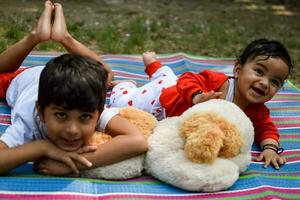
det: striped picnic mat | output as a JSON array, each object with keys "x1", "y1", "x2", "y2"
[{"x1": 0, "y1": 52, "x2": 299, "y2": 199}]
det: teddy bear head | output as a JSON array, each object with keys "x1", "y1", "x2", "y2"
[
  {"x1": 179, "y1": 99, "x2": 254, "y2": 166},
  {"x1": 180, "y1": 112, "x2": 244, "y2": 163}
]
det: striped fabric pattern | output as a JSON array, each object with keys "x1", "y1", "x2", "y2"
[{"x1": 0, "y1": 52, "x2": 299, "y2": 199}]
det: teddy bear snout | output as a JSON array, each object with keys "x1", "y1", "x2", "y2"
[
  {"x1": 181, "y1": 112, "x2": 244, "y2": 163},
  {"x1": 185, "y1": 123, "x2": 225, "y2": 163}
]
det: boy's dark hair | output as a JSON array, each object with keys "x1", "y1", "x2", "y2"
[
  {"x1": 38, "y1": 53, "x2": 108, "y2": 113},
  {"x1": 238, "y1": 38, "x2": 293, "y2": 74}
]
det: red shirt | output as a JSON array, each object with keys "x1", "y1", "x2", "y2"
[{"x1": 159, "y1": 70, "x2": 279, "y2": 143}]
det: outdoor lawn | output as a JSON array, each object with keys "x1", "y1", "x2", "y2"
[{"x1": 0, "y1": 0, "x2": 299, "y2": 87}]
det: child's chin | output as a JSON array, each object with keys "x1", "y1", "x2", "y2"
[{"x1": 59, "y1": 144, "x2": 81, "y2": 152}]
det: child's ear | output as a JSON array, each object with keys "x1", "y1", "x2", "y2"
[
  {"x1": 233, "y1": 62, "x2": 241, "y2": 79},
  {"x1": 35, "y1": 102, "x2": 45, "y2": 122}
]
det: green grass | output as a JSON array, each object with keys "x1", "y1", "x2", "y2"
[{"x1": 0, "y1": 0, "x2": 299, "y2": 87}]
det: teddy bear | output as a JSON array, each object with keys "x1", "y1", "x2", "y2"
[
  {"x1": 145, "y1": 99, "x2": 254, "y2": 192},
  {"x1": 80, "y1": 99, "x2": 254, "y2": 192}
]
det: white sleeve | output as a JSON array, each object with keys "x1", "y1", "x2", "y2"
[
  {"x1": 0, "y1": 116, "x2": 30, "y2": 148},
  {"x1": 97, "y1": 107, "x2": 120, "y2": 132}
]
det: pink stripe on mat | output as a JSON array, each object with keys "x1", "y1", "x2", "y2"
[
  {"x1": 0, "y1": 114, "x2": 10, "y2": 125},
  {"x1": 276, "y1": 124, "x2": 300, "y2": 128},
  {"x1": 281, "y1": 135, "x2": 300, "y2": 139},
  {"x1": 0, "y1": 186, "x2": 299, "y2": 200},
  {"x1": 271, "y1": 108, "x2": 300, "y2": 111}
]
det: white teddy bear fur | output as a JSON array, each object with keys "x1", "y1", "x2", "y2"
[{"x1": 80, "y1": 155, "x2": 144, "y2": 180}]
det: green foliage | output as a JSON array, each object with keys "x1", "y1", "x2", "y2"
[
  {"x1": 0, "y1": 0, "x2": 299, "y2": 86},
  {"x1": 124, "y1": 17, "x2": 147, "y2": 53}
]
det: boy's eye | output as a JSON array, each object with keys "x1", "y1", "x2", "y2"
[
  {"x1": 80, "y1": 114, "x2": 92, "y2": 121},
  {"x1": 55, "y1": 112, "x2": 67, "y2": 119},
  {"x1": 271, "y1": 79, "x2": 282, "y2": 88},
  {"x1": 254, "y1": 68, "x2": 264, "y2": 76}
]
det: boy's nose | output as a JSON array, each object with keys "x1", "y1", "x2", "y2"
[
  {"x1": 66, "y1": 121, "x2": 80, "y2": 136},
  {"x1": 259, "y1": 77, "x2": 269, "y2": 89}
]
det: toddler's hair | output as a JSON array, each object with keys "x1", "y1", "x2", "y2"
[
  {"x1": 238, "y1": 38, "x2": 293, "y2": 75},
  {"x1": 37, "y1": 53, "x2": 108, "y2": 113}
]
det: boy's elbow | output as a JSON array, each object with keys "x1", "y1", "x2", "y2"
[{"x1": 134, "y1": 135, "x2": 148, "y2": 154}]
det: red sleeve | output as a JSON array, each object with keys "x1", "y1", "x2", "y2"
[
  {"x1": 0, "y1": 68, "x2": 27, "y2": 99},
  {"x1": 176, "y1": 70, "x2": 228, "y2": 105},
  {"x1": 245, "y1": 104, "x2": 279, "y2": 144}
]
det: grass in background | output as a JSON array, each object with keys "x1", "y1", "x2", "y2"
[{"x1": 0, "y1": 0, "x2": 299, "y2": 87}]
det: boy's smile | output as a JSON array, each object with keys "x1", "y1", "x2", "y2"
[
  {"x1": 38, "y1": 104, "x2": 100, "y2": 152},
  {"x1": 233, "y1": 56, "x2": 289, "y2": 109}
]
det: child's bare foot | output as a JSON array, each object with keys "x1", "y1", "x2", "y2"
[
  {"x1": 51, "y1": 3, "x2": 69, "y2": 42},
  {"x1": 143, "y1": 51, "x2": 157, "y2": 66},
  {"x1": 31, "y1": 0, "x2": 53, "y2": 42}
]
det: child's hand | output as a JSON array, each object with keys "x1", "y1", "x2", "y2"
[
  {"x1": 256, "y1": 149, "x2": 286, "y2": 170},
  {"x1": 35, "y1": 144, "x2": 97, "y2": 176},
  {"x1": 192, "y1": 91, "x2": 222, "y2": 105},
  {"x1": 34, "y1": 158, "x2": 73, "y2": 176},
  {"x1": 76, "y1": 145, "x2": 98, "y2": 154},
  {"x1": 42, "y1": 140, "x2": 93, "y2": 174}
]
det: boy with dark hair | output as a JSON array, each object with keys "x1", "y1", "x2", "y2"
[{"x1": 0, "y1": 1, "x2": 147, "y2": 175}]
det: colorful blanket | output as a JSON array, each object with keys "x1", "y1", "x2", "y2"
[{"x1": 0, "y1": 52, "x2": 299, "y2": 199}]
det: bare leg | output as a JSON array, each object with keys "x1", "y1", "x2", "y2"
[
  {"x1": 51, "y1": 3, "x2": 114, "y2": 86},
  {"x1": 0, "y1": 1, "x2": 53, "y2": 72},
  {"x1": 142, "y1": 51, "x2": 157, "y2": 66}
]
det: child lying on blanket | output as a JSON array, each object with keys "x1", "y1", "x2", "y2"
[
  {"x1": 110, "y1": 39, "x2": 293, "y2": 170},
  {"x1": 0, "y1": 1, "x2": 147, "y2": 176}
]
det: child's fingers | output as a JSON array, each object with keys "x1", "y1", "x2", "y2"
[
  {"x1": 38, "y1": 168, "x2": 49, "y2": 175},
  {"x1": 205, "y1": 91, "x2": 222, "y2": 100},
  {"x1": 277, "y1": 157, "x2": 287, "y2": 166},
  {"x1": 196, "y1": 91, "x2": 215, "y2": 102},
  {"x1": 59, "y1": 156, "x2": 79, "y2": 174},
  {"x1": 35, "y1": 161, "x2": 48, "y2": 174},
  {"x1": 212, "y1": 92, "x2": 222, "y2": 98},
  {"x1": 282, "y1": 157, "x2": 287, "y2": 164},
  {"x1": 68, "y1": 153, "x2": 93, "y2": 168},
  {"x1": 263, "y1": 158, "x2": 271, "y2": 168},
  {"x1": 271, "y1": 158, "x2": 280, "y2": 170},
  {"x1": 77, "y1": 145, "x2": 97, "y2": 154}
]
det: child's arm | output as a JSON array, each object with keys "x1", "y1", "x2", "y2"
[
  {"x1": 49, "y1": 2, "x2": 114, "y2": 87},
  {"x1": 0, "y1": 140, "x2": 92, "y2": 175},
  {"x1": 256, "y1": 138, "x2": 286, "y2": 170},
  {"x1": 248, "y1": 104, "x2": 286, "y2": 170},
  {"x1": 0, "y1": 0, "x2": 52, "y2": 72},
  {"x1": 87, "y1": 114, "x2": 148, "y2": 164},
  {"x1": 192, "y1": 90, "x2": 223, "y2": 105},
  {"x1": 176, "y1": 70, "x2": 225, "y2": 105},
  {"x1": 35, "y1": 114, "x2": 148, "y2": 176},
  {"x1": 0, "y1": 34, "x2": 40, "y2": 73},
  {"x1": 59, "y1": 34, "x2": 114, "y2": 87}
]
